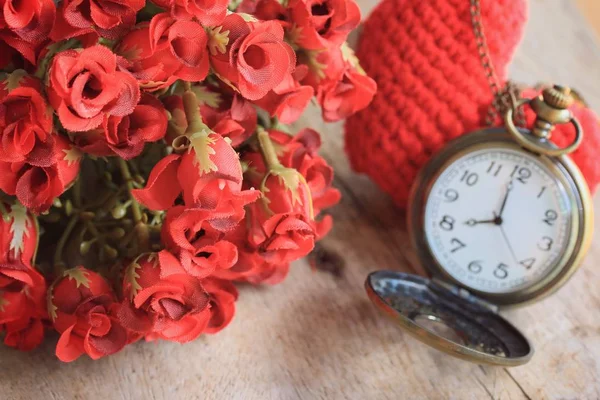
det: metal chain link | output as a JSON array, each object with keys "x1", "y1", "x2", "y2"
[{"x1": 470, "y1": 0, "x2": 526, "y2": 127}]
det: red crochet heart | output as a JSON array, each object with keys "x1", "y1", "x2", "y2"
[{"x1": 345, "y1": 0, "x2": 600, "y2": 208}]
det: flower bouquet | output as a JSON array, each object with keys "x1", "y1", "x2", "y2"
[{"x1": 0, "y1": 0, "x2": 375, "y2": 361}]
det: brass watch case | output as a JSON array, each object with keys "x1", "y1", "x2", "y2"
[{"x1": 407, "y1": 127, "x2": 594, "y2": 307}]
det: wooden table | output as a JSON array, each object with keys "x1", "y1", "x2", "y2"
[{"x1": 2, "y1": 1, "x2": 600, "y2": 399}]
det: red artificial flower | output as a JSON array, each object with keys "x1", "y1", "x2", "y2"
[
  {"x1": 0, "y1": 0, "x2": 56, "y2": 65},
  {"x1": 300, "y1": 45, "x2": 376, "y2": 121},
  {"x1": 51, "y1": 0, "x2": 144, "y2": 42},
  {"x1": 299, "y1": 45, "x2": 345, "y2": 90},
  {"x1": 132, "y1": 131, "x2": 259, "y2": 211},
  {"x1": 0, "y1": 205, "x2": 47, "y2": 351},
  {"x1": 213, "y1": 223, "x2": 291, "y2": 284},
  {"x1": 0, "y1": 71, "x2": 54, "y2": 163},
  {"x1": 0, "y1": 135, "x2": 81, "y2": 214},
  {"x1": 271, "y1": 128, "x2": 340, "y2": 231},
  {"x1": 0, "y1": 266, "x2": 47, "y2": 351},
  {"x1": 210, "y1": 15, "x2": 296, "y2": 100},
  {"x1": 254, "y1": 66, "x2": 314, "y2": 124},
  {"x1": 242, "y1": 151, "x2": 316, "y2": 265},
  {"x1": 160, "y1": 206, "x2": 239, "y2": 279},
  {"x1": 47, "y1": 45, "x2": 140, "y2": 132},
  {"x1": 3, "y1": 313, "x2": 46, "y2": 351},
  {"x1": 153, "y1": 0, "x2": 229, "y2": 27},
  {"x1": 247, "y1": 207, "x2": 316, "y2": 265},
  {"x1": 0, "y1": 201, "x2": 38, "y2": 268},
  {"x1": 202, "y1": 278, "x2": 237, "y2": 334},
  {"x1": 116, "y1": 15, "x2": 210, "y2": 91},
  {"x1": 162, "y1": 205, "x2": 242, "y2": 252},
  {"x1": 318, "y1": 66, "x2": 377, "y2": 121},
  {"x1": 163, "y1": 89, "x2": 258, "y2": 148},
  {"x1": 287, "y1": 0, "x2": 360, "y2": 49},
  {"x1": 73, "y1": 94, "x2": 168, "y2": 159},
  {"x1": 118, "y1": 252, "x2": 213, "y2": 343},
  {"x1": 250, "y1": 0, "x2": 291, "y2": 26},
  {"x1": 49, "y1": 266, "x2": 128, "y2": 362}
]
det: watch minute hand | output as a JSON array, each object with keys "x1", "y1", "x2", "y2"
[{"x1": 497, "y1": 181, "x2": 514, "y2": 218}]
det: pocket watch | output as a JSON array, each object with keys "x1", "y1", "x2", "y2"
[{"x1": 365, "y1": 86, "x2": 594, "y2": 366}]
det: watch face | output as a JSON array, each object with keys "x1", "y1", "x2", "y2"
[{"x1": 424, "y1": 147, "x2": 572, "y2": 294}]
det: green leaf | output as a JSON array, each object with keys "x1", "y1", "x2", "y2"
[
  {"x1": 63, "y1": 268, "x2": 91, "y2": 288},
  {"x1": 341, "y1": 42, "x2": 366, "y2": 75},
  {"x1": 188, "y1": 130, "x2": 218, "y2": 175},
  {"x1": 8, "y1": 202, "x2": 30, "y2": 259},
  {"x1": 191, "y1": 84, "x2": 222, "y2": 108},
  {"x1": 62, "y1": 146, "x2": 83, "y2": 166},
  {"x1": 272, "y1": 167, "x2": 302, "y2": 205},
  {"x1": 3, "y1": 69, "x2": 28, "y2": 92},
  {"x1": 46, "y1": 289, "x2": 57, "y2": 322},
  {"x1": 125, "y1": 261, "x2": 143, "y2": 301}
]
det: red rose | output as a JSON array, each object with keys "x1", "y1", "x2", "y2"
[
  {"x1": 0, "y1": 265, "x2": 47, "y2": 351},
  {"x1": 0, "y1": 72, "x2": 54, "y2": 163},
  {"x1": 202, "y1": 278, "x2": 237, "y2": 334},
  {"x1": 254, "y1": 67, "x2": 314, "y2": 124},
  {"x1": 153, "y1": 0, "x2": 228, "y2": 26},
  {"x1": 118, "y1": 252, "x2": 213, "y2": 343},
  {"x1": 47, "y1": 45, "x2": 140, "y2": 132},
  {"x1": 250, "y1": 0, "x2": 290, "y2": 26},
  {"x1": 275, "y1": 128, "x2": 341, "y2": 214},
  {"x1": 162, "y1": 205, "x2": 242, "y2": 252},
  {"x1": 287, "y1": 0, "x2": 360, "y2": 49},
  {"x1": 51, "y1": 0, "x2": 144, "y2": 42},
  {"x1": 319, "y1": 67, "x2": 377, "y2": 121},
  {"x1": 0, "y1": 0, "x2": 56, "y2": 64},
  {"x1": 3, "y1": 314, "x2": 46, "y2": 351},
  {"x1": 132, "y1": 131, "x2": 259, "y2": 211},
  {"x1": 0, "y1": 201, "x2": 38, "y2": 268},
  {"x1": 248, "y1": 207, "x2": 316, "y2": 265},
  {"x1": 299, "y1": 45, "x2": 345, "y2": 90},
  {"x1": 148, "y1": 14, "x2": 209, "y2": 81},
  {"x1": 163, "y1": 89, "x2": 258, "y2": 148},
  {"x1": 73, "y1": 94, "x2": 168, "y2": 159},
  {"x1": 214, "y1": 223, "x2": 291, "y2": 284},
  {"x1": 0, "y1": 136, "x2": 81, "y2": 213},
  {"x1": 210, "y1": 15, "x2": 296, "y2": 100},
  {"x1": 50, "y1": 267, "x2": 128, "y2": 362},
  {"x1": 0, "y1": 204, "x2": 47, "y2": 351},
  {"x1": 160, "y1": 206, "x2": 238, "y2": 278},
  {"x1": 116, "y1": 16, "x2": 210, "y2": 91}
]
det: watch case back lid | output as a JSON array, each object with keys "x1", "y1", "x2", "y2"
[{"x1": 365, "y1": 270, "x2": 533, "y2": 366}]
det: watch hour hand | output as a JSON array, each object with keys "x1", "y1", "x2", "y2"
[{"x1": 464, "y1": 218, "x2": 497, "y2": 226}]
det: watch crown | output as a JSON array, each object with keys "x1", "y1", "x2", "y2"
[{"x1": 542, "y1": 85, "x2": 574, "y2": 110}]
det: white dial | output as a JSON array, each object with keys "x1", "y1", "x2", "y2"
[{"x1": 424, "y1": 147, "x2": 572, "y2": 294}]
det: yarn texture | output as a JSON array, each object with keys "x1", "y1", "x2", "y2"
[{"x1": 345, "y1": 0, "x2": 600, "y2": 208}]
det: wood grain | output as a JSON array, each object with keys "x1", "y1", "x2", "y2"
[{"x1": 1, "y1": 1, "x2": 600, "y2": 399}]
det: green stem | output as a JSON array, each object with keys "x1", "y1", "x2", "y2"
[
  {"x1": 117, "y1": 158, "x2": 143, "y2": 224},
  {"x1": 0, "y1": 202, "x2": 9, "y2": 221},
  {"x1": 73, "y1": 178, "x2": 82, "y2": 209},
  {"x1": 53, "y1": 214, "x2": 79, "y2": 267},
  {"x1": 117, "y1": 158, "x2": 150, "y2": 252},
  {"x1": 182, "y1": 89, "x2": 205, "y2": 133},
  {"x1": 257, "y1": 128, "x2": 283, "y2": 170}
]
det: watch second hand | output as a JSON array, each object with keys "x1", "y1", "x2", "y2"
[{"x1": 495, "y1": 212, "x2": 519, "y2": 265}]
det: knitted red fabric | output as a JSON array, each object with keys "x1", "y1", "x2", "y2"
[{"x1": 345, "y1": 0, "x2": 600, "y2": 209}]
